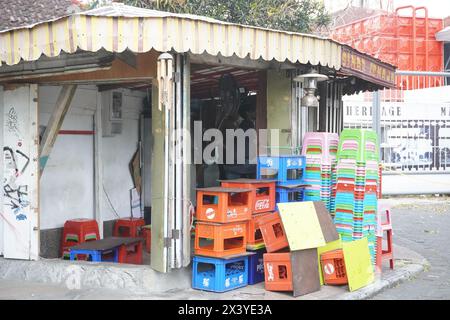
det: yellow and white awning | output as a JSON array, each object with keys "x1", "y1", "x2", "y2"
[{"x1": 0, "y1": 3, "x2": 342, "y2": 68}]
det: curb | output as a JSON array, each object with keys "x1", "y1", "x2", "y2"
[{"x1": 337, "y1": 261, "x2": 427, "y2": 300}]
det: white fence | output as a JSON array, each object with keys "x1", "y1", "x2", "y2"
[{"x1": 343, "y1": 71, "x2": 450, "y2": 195}]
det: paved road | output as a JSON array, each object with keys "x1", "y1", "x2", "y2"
[{"x1": 371, "y1": 197, "x2": 450, "y2": 300}]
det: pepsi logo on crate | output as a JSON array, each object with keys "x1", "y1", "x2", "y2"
[{"x1": 196, "y1": 187, "x2": 252, "y2": 223}]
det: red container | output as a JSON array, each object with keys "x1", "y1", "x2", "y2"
[
  {"x1": 247, "y1": 211, "x2": 273, "y2": 247},
  {"x1": 220, "y1": 179, "x2": 276, "y2": 214},
  {"x1": 263, "y1": 252, "x2": 293, "y2": 291},
  {"x1": 194, "y1": 221, "x2": 247, "y2": 258},
  {"x1": 196, "y1": 187, "x2": 252, "y2": 223},
  {"x1": 258, "y1": 212, "x2": 289, "y2": 253},
  {"x1": 320, "y1": 249, "x2": 348, "y2": 285},
  {"x1": 331, "y1": 10, "x2": 444, "y2": 79}
]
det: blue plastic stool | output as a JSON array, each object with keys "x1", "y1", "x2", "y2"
[{"x1": 192, "y1": 255, "x2": 249, "y2": 292}]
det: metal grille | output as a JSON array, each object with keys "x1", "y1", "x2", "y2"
[{"x1": 380, "y1": 119, "x2": 450, "y2": 172}]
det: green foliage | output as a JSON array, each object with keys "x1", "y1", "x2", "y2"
[{"x1": 121, "y1": 0, "x2": 331, "y2": 33}]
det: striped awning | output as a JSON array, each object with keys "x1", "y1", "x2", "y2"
[{"x1": 0, "y1": 3, "x2": 342, "y2": 68}]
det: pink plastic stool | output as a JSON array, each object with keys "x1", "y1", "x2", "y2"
[{"x1": 376, "y1": 202, "x2": 394, "y2": 273}]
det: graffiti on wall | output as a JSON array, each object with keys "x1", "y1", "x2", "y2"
[
  {"x1": 3, "y1": 107, "x2": 31, "y2": 221},
  {"x1": 6, "y1": 107, "x2": 21, "y2": 138}
]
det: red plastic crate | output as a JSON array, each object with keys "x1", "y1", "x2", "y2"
[
  {"x1": 196, "y1": 187, "x2": 252, "y2": 223},
  {"x1": 263, "y1": 252, "x2": 293, "y2": 291},
  {"x1": 320, "y1": 249, "x2": 348, "y2": 285},
  {"x1": 220, "y1": 179, "x2": 276, "y2": 214},
  {"x1": 194, "y1": 221, "x2": 247, "y2": 258},
  {"x1": 258, "y1": 212, "x2": 289, "y2": 253},
  {"x1": 247, "y1": 211, "x2": 273, "y2": 247}
]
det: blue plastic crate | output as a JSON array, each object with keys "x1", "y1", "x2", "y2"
[
  {"x1": 257, "y1": 155, "x2": 306, "y2": 186},
  {"x1": 275, "y1": 187, "x2": 304, "y2": 203},
  {"x1": 192, "y1": 255, "x2": 248, "y2": 292},
  {"x1": 248, "y1": 249, "x2": 266, "y2": 285}
]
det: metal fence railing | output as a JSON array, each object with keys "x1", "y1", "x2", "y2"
[{"x1": 343, "y1": 71, "x2": 450, "y2": 173}]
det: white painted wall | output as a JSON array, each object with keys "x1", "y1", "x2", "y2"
[
  {"x1": 0, "y1": 85, "x2": 3, "y2": 255},
  {"x1": 39, "y1": 85, "x2": 147, "y2": 230}
]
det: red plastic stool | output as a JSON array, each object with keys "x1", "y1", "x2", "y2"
[
  {"x1": 61, "y1": 219, "x2": 100, "y2": 259},
  {"x1": 142, "y1": 225, "x2": 151, "y2": 253},
  {"x1": 376, "y1": 203, "x2": 394, "y2": 273},
  {"x1": 113, "y1": 217, "x2": 145, "y2": 238},
  {"x1": 118, "y1": 240, "x2": 143, "y2": 265}
]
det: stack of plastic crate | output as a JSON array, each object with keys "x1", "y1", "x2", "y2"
[
  {"x1": 332, "y1": 129, "x2": 379, "y2": 264},
  {"x1": 220, "y1": 179, "x2": 277, "y2": 284},
  {"x1": 301, "y1": 132, "x2": 339, "y2": 212},
  {"x1": 192, "y1": 187, "x2": 252, "y2": 292}
]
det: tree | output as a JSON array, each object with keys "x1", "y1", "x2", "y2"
[{"x1": 121, "y1": 0, "x2": 331, "y2": 34}]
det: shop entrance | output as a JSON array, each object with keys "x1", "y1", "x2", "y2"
[{"x1": 190, "y1": 63, "x2": 267, "y2": 188}]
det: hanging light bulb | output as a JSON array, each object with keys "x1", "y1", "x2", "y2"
[{"x1": 293, "y1": 70, "x2": 329, "y2": 108}]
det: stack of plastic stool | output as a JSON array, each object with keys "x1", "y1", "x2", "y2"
[
  {"x1": 61, "y1": 219, "x2": 100, "y2": 259},
  {"x1": 302, "y1": 132, "x2": 339, "y2": 212}
]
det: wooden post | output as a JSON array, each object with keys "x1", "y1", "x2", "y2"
[{"x1": 39, "y1": 85, "x2": 77, "y2": 177}]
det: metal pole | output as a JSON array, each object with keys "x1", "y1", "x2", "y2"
[{"x1": 372, "y1": 90, "x2": 381, "y2": 158}]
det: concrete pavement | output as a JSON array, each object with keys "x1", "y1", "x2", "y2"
[
  {"x1": 0, "y1": 243, "x2": 427, "y2": 300},
  {"x1": 2, "y1": 196, "x2": 446, "y2": 300},
  {"x1": 371, "y1": 197, "x2": 450, "y2": 299}
]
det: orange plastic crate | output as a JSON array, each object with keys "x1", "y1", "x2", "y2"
[
  {"x1": 247, "y1": 212, "x2": 273, "y2": 246},
  {"x1": 221, "y1": 179, "x2": 276, "y2": 214},
  {"x1": 320, "y1": 249, "x2": 348, "y2": 285},
  {"x1": 258, "y1": 212, "x2": 289, "y2": 253},
  {"x1": 196, "y1": 187, "x2": 252, "y2": 223},
  {"x1": 194, "y1": 221, "x2": 247, "y2": 258},
  {"x1": 263, "y1": 252, "x2": 293, "y2": 291}
]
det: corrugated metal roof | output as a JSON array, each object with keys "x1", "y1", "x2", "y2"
[{"x1": 0, "y1": 3, "x2": 342, "y2": 69}]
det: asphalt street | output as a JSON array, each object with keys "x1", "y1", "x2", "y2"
[{"x1": 371, "y1": 197, "x2": 450, "y2": 299}]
